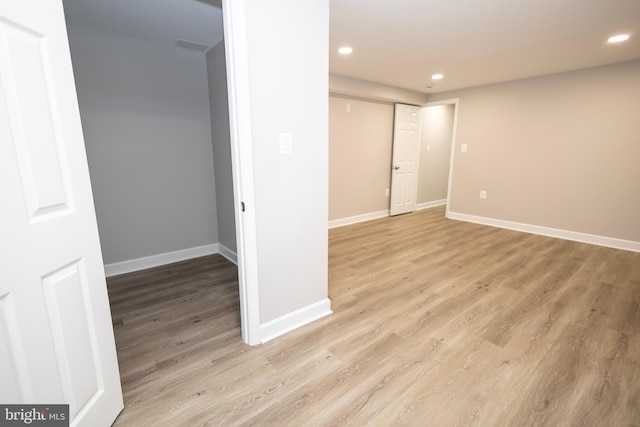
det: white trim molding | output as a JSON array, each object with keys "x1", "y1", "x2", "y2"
[
  {"x1": 260, "y1": 299, "x2": 333, "y2": 343},
  {"x1": 417, "y1": 199, "x2": 447, "y2": 210},
  {"x1": 329, "y1": 209, "x2": 389, "y2": 229},
  {"x1": 104, "y1": 243, "x2": 219, "y2": 277},
  {"x1": 223, "y1": 0, "x2": 262, "y2": 346},
  {"x1": 447, "y1": 211, "x2": 640, "y2": 253},
  {"x1": 218, "y1": 244, "x2": 238, "y2": 265}
]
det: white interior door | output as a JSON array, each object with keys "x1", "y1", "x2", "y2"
[
  {"x1": 0, "y1": 1, "x2": 123, "y2": 425},
  {"x1": 390, "y1": 103, "x2": 422, "y2": 216}
]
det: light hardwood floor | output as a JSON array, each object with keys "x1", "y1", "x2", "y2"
[{"x1": 109, "y1": 206, "x2": 640, "y2": 426}]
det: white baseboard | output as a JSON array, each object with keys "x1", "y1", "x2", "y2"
[
  {"x1": 329, "y1": 209, "x2": 389, "y2": 229},
  {"x1": 260, "y1": 298, "x2": 333, "y2": 343},
  {"x1": 218, "y1": 244, "x2": 238, "y2": 265},
  {"x1": 328, "y1": 202, "x2": 446, "y2": 229},
  {"x1": 417, "y1": 199, "x2": 447, "y2": 210},
  {"x1": 447, "y1": 211, "x2": 640, "y2": 253},
  {"x1": 104, "y1": 243, "x2": 219, "y2": 277}
]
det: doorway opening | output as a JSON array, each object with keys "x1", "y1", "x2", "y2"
[
  {"x1": 62, "y1": 0, "x2": 243, "y2": 345},
  {"x1": 418, "y1": 99, "x2": 459, "y2": 217}
]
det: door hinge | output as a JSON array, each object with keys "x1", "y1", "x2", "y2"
[{"x1": 240, "y1": 202, "x2": 245, "y2": 212}]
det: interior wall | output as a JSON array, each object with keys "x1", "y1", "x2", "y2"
[
  {"x1": 67, "y1": 27, "x2": 219, "y2": 264},
  {"x1": 329, "y1": 93, "x2": 455, "y2": 222},
  {"x1": 329, "y1": 95, "x2": 394, "y2": 220},
  {"x1": 330, "y1": 73, "x2": 428, "y2": 105},
  {"x1": 206, "y1": 40, "x2": 236, "y2": 254},
  {"x1": 428, "y1": 59, "x2": 640, "y2": 242},
  {"x1": 418, "y1": 104, "x2": 454, "y2": 204},
  {"x1": 245, "y1": 0, "x2": 329, "y2": 324}
]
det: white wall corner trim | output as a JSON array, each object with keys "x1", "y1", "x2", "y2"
[
  {"x1": 218, "y1": 244, "x2": 238, "y2": 265},
  {"x1": 260, "y1": 298, "x2": 333, "y2": 344},
  {"x1": 417, "y1": 199, "x2": 447, "y2": 210},
  {"x1": 447, "y1": 211, "x2": 640, "y2": 253},
  {"x1": 329, "y1": 210, "x2": 390, "y2": 229},
  {"x1": 104, "y1": 243, "x2": 219, "y2": 277}
]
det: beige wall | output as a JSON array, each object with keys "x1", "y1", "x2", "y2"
[
  {"x1": 329, "y1": 96, "x2": 394, "y2": 220},
  {"x1": 418, "y1": 104, "x2": 454, "y2": 204},
  {"x1": 330, "y1": 73, "x2": 428, "y2": 105},
  {"x1": 329, "y1": 96, "x2": 456, "y2": 221},
  {"x1": 429, "y1": 60, "x2": 640, "y2": 242}
]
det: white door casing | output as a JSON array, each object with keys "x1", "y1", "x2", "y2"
[
  {"x1": 222, "y1": 0, "x2": 261, "y2": 345},
  {"x1": 423, "y1": 98, "x2": 460, "y2": 218},
  {"x1": 390, "y1": 104, "x2": 422, "y2": 216},
  {"x1": 0, "y1": 1, "x2": 123, "y2": 425}
]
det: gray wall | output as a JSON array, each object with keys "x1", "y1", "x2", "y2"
[
  {"x1": 206, "y1": 41, "x2": 236, "y2": 253},
  {"x1": 418, "y1": 104, "x2": 454, "y2": 203},
  {"x1": 245, "y1": 0, "x2": 329, "y2": 324},
  {"x1": 429, "y1": 60, "x2": 640, "y2": 242},
  {"x1": 67, "y1": 27, "x2": 219, "y2": 264}
]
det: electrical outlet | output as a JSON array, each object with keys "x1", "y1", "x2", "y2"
[
  {"x1": 385, "y1": 188, "x2": 390, "y2": 197},
  {"x1": 461, "y1": 144, "x2": 468, "y2": 153},
  {"x1": 480, "y1": 190, "x2": 487, "y2": 199}
]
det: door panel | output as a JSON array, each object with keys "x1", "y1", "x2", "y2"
[
  {"x1": 3, "y1": 18, "x2": 70, "y2": 218},
  {"x1": 0, "y1": 1, "x2": 123, "y2": 425},
  {"x1": 42, "y1": 260, "x2": 102, "y2": 416},
  {"x1": 0, "y1": 293, "x2": 33, "y2": 403},
  {"x1": 390, "y1": 104, "x2": 422, "y2": 216}
]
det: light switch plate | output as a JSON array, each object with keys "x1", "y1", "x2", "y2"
[{"x1": 279, "y1": 133, "x2": 293, "y2": 155}]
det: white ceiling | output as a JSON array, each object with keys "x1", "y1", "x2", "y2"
[
  {"x1": 63, "y1": 0, "x2": 640, "y2": 94},
  {"x1": 331, "y1": 0, "x2": 640, "y2": 93}
]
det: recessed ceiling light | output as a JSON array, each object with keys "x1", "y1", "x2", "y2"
[
  {"x1": 608, "y1": 34, "x2": 630, "y2": 43},
  {"x1": 432, "y1": 73, "x2": 444, "y2": 80},
  {"x1": 338, "y1": 47, "x2": 353, "y2": 55}
]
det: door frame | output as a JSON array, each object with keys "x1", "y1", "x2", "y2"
[
  {"x1": 222, "y1": 0, "x2": 261, "y2": 345},
  {"x1": 423, "y1": 98, "x2": 459, "y2": 218}
]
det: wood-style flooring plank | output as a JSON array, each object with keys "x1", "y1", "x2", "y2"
[{"x1": 110, "y1": 207, "x2": 640, "y2": 426}]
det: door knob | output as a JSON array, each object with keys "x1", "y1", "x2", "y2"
[{"x1": 393, "y1": 166, "x2": 400, "y2": 170}]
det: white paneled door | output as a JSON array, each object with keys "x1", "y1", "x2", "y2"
[
  {"x1": 389, "y1": 104, "x2": 422, "y2": 216},
  {"x1": 0, "y1": 1, "x2": 123, "y2": 426}
]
